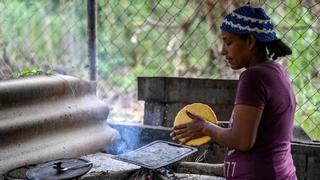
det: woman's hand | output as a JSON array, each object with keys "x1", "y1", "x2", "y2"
[
  {"x1": 170, "y1": 110, "x2": 209, "y2": 144},
  {"x1": 171, "y1": 104, "x2": 263, "y2": 151}
]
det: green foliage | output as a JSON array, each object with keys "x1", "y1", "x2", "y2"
[
  {"x1": 277, "y1": 3, "x2": 320, "y2": 140},
  {"x1": 0, "y1": 0, "x2": 87, "y2": 76},
  {"x1": 10, "y1": 67, "x2": 53, "y2": 78},
  {"x1": 1, "y1": 0, "x2": 319, "y2": 140},
  {"x1": 97, "y1": 1, "x2": 320, "y2": 140}
]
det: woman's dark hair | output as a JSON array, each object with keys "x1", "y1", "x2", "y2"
[{"x1": 240, "y1": 34, "x2": 292, "y2": 60}]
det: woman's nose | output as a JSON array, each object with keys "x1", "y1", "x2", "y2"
[{"x1": 220, "y1": 44, "x2": 227, "y2": 56}]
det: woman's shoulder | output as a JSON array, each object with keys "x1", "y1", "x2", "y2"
[
  {"x1": 241, "y1": 61, "x2": 290, "y2": 89},
  {"x1": 243, "y1": 61, "x2": 284, "y2": 77}
]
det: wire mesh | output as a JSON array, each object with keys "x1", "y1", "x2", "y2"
[{"x1": 0, "y1": 0, "x2": 319, "y2": 140}]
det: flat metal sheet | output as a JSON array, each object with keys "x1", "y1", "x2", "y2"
[{"x1": 114, "y1": 140, "x2": 197, "y2": 169}]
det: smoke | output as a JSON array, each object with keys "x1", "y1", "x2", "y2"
[{"x1": 104, "y1": 124, "x2": 142, "y2": 155}]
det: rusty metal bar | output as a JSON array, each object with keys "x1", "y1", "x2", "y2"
[{"x1": 87, "y1": 0, "x2": 97, "y2": 81}]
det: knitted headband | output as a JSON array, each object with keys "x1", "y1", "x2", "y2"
[{"x1": 220, "y1": 6, "x2": 277, "y2": 42}]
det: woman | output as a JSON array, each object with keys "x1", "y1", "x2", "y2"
[{"x1": 170, "y1": 5, "x2": 296, "y2": 180}]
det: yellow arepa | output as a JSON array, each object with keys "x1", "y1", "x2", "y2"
[{"x1": 174, "y1": 103, "x2": 217, "y2": 146}]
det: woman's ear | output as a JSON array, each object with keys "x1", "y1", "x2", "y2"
[{"x1": 247, "y1": 35, "x2": 257, "y2": 50}]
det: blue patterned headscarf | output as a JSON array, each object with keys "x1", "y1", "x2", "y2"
[{"x1": 220, "y1": 6, "x2": 277, "y2": 42}]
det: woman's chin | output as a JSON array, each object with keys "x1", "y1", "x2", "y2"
[
  {"x1": 230, "y1": 65, "x2": 242, "y2": 70},
  {"x1": 230, "y1": 64, "x2": 237, "y2": 69},
  {"x1": 227, "y1": 62, "x2": 240, "y2": 70}
]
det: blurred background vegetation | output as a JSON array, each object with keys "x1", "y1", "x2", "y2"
[{"x1": 0, "y1": 0, "x2": 319, "y2": 140}]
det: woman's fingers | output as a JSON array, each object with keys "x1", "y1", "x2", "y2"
[
  {"x1": 171, "y1": 129, "x2": 190, "y2": 140},
  {"x1": 173, "y1": 123, "x2": 188, "y2": 130},
  {"x1": 173, "y1": 128, "x2": 188, "y2": 136},
  {"x1": 171, "y1": 111, "x2": 207, "y2": 142},
  {"x1": 175, "y1": 130, "x2": 192, "y2": 139},
  {"x1": 170, "y1": 127, "x2": 193, "y2": 140},
  {"x1": 186, "y1": 110, "x2": 203, "y2": 121}
]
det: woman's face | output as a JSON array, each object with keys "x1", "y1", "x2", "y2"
[{"x1": 221, "y1": 31, "x2": 254, "y2": 70}]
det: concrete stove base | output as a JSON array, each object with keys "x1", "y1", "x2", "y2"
[
  {"x1": 80, "y1": 153, "x2": 140, "y2": 180},
  {"x1": 80, "y1": 153, "x2": 225, "y2": 180},
  {"x1": 0, "y1": 152, "x2": 225, "y2": 180}
]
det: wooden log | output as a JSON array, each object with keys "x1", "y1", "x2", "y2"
[{"x1": 173, "y1": 161, "x2": 224, "y2": 177}]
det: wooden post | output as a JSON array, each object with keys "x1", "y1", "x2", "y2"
[{"x1": 87, "y1": 0, "x2": 97, "y2": 81}]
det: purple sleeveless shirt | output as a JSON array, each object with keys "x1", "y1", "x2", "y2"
[{"x1": 224, "y1": 61, "x2": 296, "y2": 180}]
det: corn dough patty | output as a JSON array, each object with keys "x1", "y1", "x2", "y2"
[{"x1": 174, "y1": 103, "x2": 217, "y2": 146}]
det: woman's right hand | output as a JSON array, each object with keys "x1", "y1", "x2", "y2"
[{"x1": 170, "y1": 110, "x2": 210, "y2": 144}]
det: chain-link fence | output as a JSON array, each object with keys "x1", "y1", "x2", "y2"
[{"x1": 0, "y1": 0, "x2": 319, "y2": 140}]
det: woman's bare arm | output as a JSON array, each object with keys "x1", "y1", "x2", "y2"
[
  {"x1": 171, "y1": 104, "x2": 263, "y2": 151},
  {"x1": 204, "y1": 104, "x2": 262, "y2": 151}
]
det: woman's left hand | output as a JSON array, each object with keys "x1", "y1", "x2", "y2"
[{"x1": 170, "y1": 110, "x2": 208, "y2": 144}]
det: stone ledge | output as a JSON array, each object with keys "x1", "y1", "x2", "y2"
[
  {"x1": 81, "y1": 153, "x2": 140, "y2": 180},
  {"x1": 80, "y1": 153, "x2": 226, "y2": 180}
]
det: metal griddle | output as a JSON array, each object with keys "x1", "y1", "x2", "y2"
[{"x1": 114, "y1": 140, "x2": 197, "y2": 169}]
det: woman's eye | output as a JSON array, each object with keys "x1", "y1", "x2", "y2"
[{"x1": 226, "y1": 41, "x2": 231, "y2": 46}]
